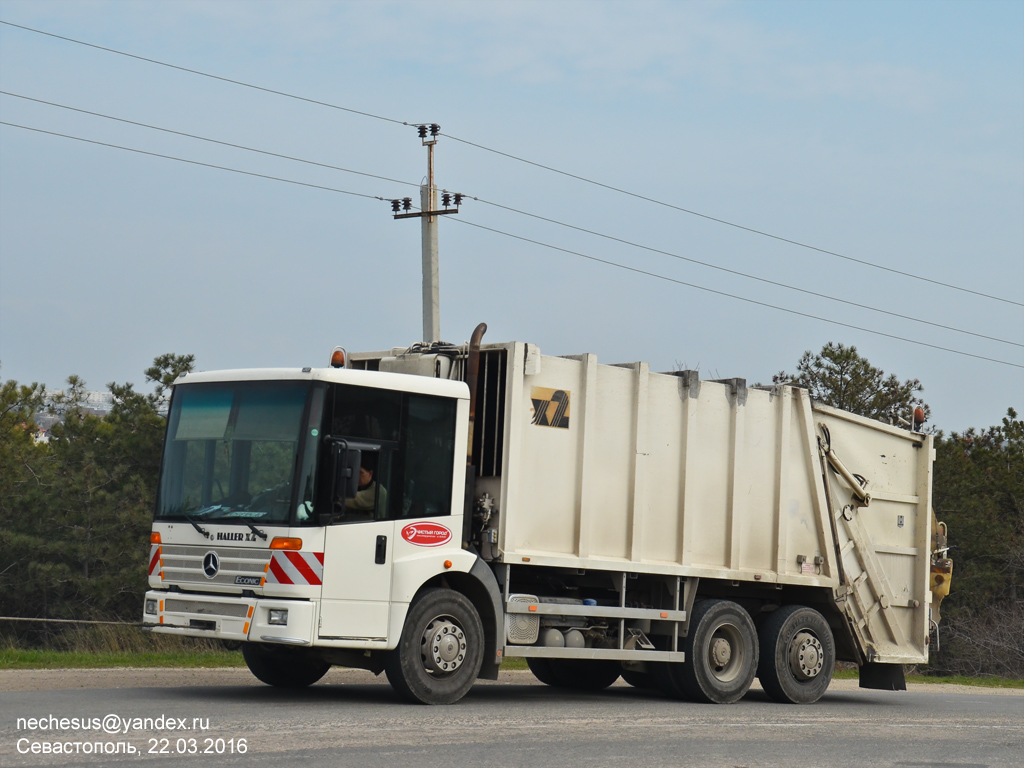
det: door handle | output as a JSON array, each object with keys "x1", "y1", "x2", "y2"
[{"x1": 375, "y1": 535, "x2": 387, "y2": 564}]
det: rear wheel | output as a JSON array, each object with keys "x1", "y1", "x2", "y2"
[
  {"x1": 671, "y1": 600, "x2": 758, "y2": 704},
  {"x1": 385, "y1": 588, "x2": 484, "y2": 705},
  {"x1": 242, "y1": 644, "x2": 330, "y2": 688},
  {"x1": 757, "y1": 605, "x2": 835, "y2": 704}
]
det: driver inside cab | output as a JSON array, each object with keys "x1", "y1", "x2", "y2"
[{"x1": 344, "y1": 455, "x2": 388, "y2": 519}]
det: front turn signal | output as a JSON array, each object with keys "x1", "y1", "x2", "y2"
[
  {"x1": 270, "y1": 537, "x2": 302, "y2": 550},
  {"x1": 150, "y1": 532, "x2": 161, "y2": 544}
]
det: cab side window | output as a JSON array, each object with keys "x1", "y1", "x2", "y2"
[
  {"x1": 399, "y1": 394, "x2": 457, "y2": 519},
  {"x1": 330, "y1": 386, "x2": 401, "y2": 442},
  {"x1": 321, "y1": 385, "x2": 457, "y2": 522}
]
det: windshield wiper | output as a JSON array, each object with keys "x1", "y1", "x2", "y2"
[
  {"x1": 242, "y1": 521, "x2": 268, "y2": 541},
  {"x1": 184, "y1": 515, "x2": 210, "y2": 539}
]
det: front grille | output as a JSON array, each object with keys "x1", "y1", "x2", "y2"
[
  {"x1": 162, "y1": 558, "x2": 265, "y2": 573},
  {"x1": 164, "y1": 599, "x2": 250, "y2": 618},
  {"x1": 164, "y1": 545, "x2": 269, "y2": 559},
  {"x1": 161, "y1": 544, "x2": 270, "y2": 586}
]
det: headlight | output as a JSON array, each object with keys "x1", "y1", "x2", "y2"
[
  {"x1": 268, "y1": 609, "x2": 288, "y2": 626},
  {"x1": 145, "y1": 600, "x2": 158, "y2": 616}
]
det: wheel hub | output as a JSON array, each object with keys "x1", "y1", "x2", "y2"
[
  {"x1": 789, "y1": 631, "x2": 824, "y2": 680},
  {"x1": 711, "y1": 637, "x2": 732, "y2": 668},
  {"x1": 421, "y1": 617, "x2": 467, "y2": 675}
]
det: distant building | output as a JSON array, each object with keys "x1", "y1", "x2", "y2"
[
  {"x1": 43, "y1": 389, "x2": 116, "y2": 413},
  {"x1": 37, "y1": 389, "x2": 168, "y2": 422},
  {"x1": 38, "y1": 389, "x2": 115, "y2": 424}
]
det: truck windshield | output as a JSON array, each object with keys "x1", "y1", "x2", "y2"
[{"x1": 155, "y1": 381, "x2": 311, "y2": 525}]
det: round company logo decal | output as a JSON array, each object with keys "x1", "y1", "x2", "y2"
[{"x1": 401, "y1": 522, "x2": 453, "y2": 547}]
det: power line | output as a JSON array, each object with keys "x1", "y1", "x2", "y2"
[
  {"x1": 469, "y1": 196, "x2": 1022, "y2": 349},
  {"x1": 449, "y1": 217, "x2": 1024, "y2": 370},
  {"x1": 0, "y1": 121, "x2": 384, "y2": 201},
  {"x1": 5, "y1": 118, "x2": 1020, "y2": 369},
  {"x1": 3, "y1": 17, "x2": 1019, "y2": 309},
  {"x1": 444, "y1": 133, "x2": 1024, "y2": 309},
  {"x1": 0, "y1": 90, "x2": 421, "y2": 190},
  {"x1": 4, "y1": 90, "x2": 1015, "y2": 350},
  {"x1": 0, "y1": 19, "x2": 415, "y2": 127}
]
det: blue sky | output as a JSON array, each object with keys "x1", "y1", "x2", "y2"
[{"x1": 1, "y1": 0, "x2": 1021, "y2": 432}]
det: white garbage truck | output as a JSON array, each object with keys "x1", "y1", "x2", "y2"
[{"x1": 143, "y1": 324, "x2": 951, "y2": 704}]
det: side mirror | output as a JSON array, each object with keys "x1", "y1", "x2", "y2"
[{"x1": 333, "y1": 443, "x2": 362, "y2": 503}]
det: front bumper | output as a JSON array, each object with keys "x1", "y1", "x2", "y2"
[{"x1": 143, "y1": 590, "x2": 315, "y2": 646}]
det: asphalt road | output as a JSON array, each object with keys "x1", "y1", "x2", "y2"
[{"x1": 2, "y1": 668, "x2": 1022, "y2": 768}]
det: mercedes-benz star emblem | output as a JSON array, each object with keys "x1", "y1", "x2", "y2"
[{"x1": 202, "y1": 551, "x2": 220, "y2": 579}]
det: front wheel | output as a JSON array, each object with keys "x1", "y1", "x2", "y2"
[
  {"x1": 385, "y1": 588, "x2": 484, "y2": 704},
  {"x1": 757, "y1": 605, "x2": 835, "y2": 704},
  {"x1": 671, "y1": 600, "x2": 758, "y2": 704},
  {"x1": 242, "y1": 643, "x2": 330, "y2": 688}
]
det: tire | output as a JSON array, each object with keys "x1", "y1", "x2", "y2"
[
  {"x1": 670, "y1": 600, "x2": 758, "y2": 704},
  {"x1": 242, "y1": 643, "x2": 330, "y2": 688},
  {"x1": 385, "y1": 588, "x2": 484, "y2": 704},
  {"x1": 757, "y1": 605, "x2": 835, "y2": 704}
]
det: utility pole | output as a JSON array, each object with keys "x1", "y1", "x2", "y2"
[
  {"x1": 421, "y1": 130, "x2": 439, "y2": 343},
  {"x1": 389, "y1": 124, "x2": 463, "y2": 343}
]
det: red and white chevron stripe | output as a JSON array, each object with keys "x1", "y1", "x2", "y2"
[
  {"x1": 266, "y1": 551, "x2": 324, "y2": 586},
  {"x1": 148, "y1": 544, "x2": 161, "y2": 577}
]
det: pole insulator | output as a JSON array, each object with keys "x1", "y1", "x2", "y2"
[
  {"x1": 391, "y1": 199, "x2": 401, "y2": 213},
  {"x1": 417, "y1": 125, "x2": 427, "y2": 139},
  {"x1": 402, "y1": 197, "x2": 412, "y2": 211},
  {"x1": 453, "y1": 193, "x2": 463, "y2": 207},
  {"x1": 442, "y1": 192, "x2": 451, "y2": 208},
  {"x1": 430, "y1": 123, "x2": 440, "y2": 137}
]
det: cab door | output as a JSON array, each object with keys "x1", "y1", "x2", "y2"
[
  {"x1": 319, "y1": 519, "x2": 394, "y2": 640},
  {"x1": 318, "y1": 449, "x2": 395, "y2": 640}
]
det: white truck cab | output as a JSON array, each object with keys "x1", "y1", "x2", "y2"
[{"x1": 144, "y1": 361, "x2": 503, "y2": 702}]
